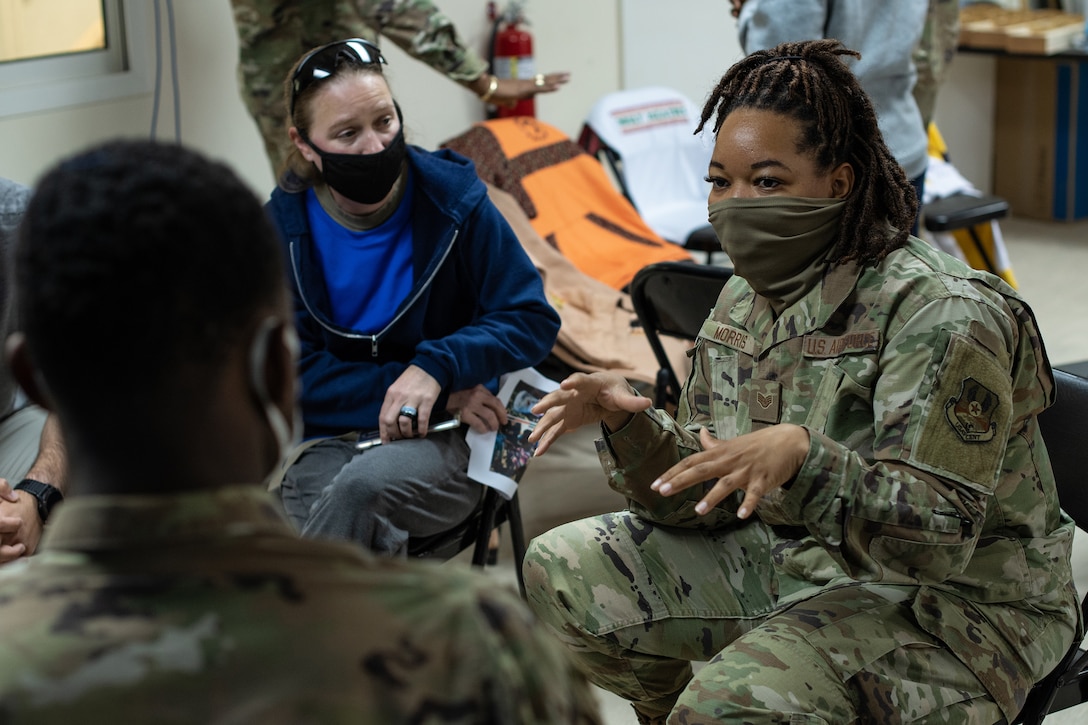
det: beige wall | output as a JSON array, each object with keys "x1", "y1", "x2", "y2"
[
  {"x1": 0, "y1": 0, "x2": 994, "y2": 198},
  {"x1": 931, "y1": 52, "x2": 997, "y2": 194},
  {"x1": 0, "y1": 0, "x2": 621, "y2": 198}
]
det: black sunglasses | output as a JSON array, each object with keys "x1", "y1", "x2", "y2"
[{"x1": 290, "y1": 38, "x2": 387, "y2": 117}]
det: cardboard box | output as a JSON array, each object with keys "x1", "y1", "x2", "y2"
[
  {"x1": 993, "y1": 56, "x2": 1087, "y2": 221},
  {"x1": 1004, "y1": 15, "x2": 1085, "y2": 55},
  {"x1": 960, "y1": 9, "x2": 1064, "y2": 50}
]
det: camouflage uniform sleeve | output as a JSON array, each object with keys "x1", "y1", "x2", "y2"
[
  {"x1": 598, "y1": 406, "x2": 741, "y2": 530},
  {"x1": 912, "y1": 0, "x2": 961, "y2": 127},
  {"x1": 356, "y1": 0, "x2": 490, "y2": 82},
  {"x1": 467, "y1": 584, "x2": 603, "y2": 723},
  {"x1": 766, "y1": 292, "x2": 1027, "y2": 585}
]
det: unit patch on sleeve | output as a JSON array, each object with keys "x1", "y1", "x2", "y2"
[
  {"x1": 911, "y1": 331, "x2": 1012, "y2": 489},
  {"x1": 944, "y1": 377, "x2": 999, "y2": 443}
]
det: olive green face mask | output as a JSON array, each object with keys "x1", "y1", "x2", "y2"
[{"x1": 708, "y1": 196, "x2": 845, "y2": 312}]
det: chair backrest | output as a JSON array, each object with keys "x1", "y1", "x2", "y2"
[
  {"x1": 1039, "y1": 368, "x2": 1088, "y2": 528},
  {"x1": 1013, "y1": 366, "x2": 1088, "y2": 724},
  {"x1": 409, "y1": 488, "x2": 527, "y2": 598},
  {"x1": 629, "y1": 261, "x2": 733, "y2": 408},
  {"x1": 581, "y1": 87, "x2": 714, "y2": 244}
]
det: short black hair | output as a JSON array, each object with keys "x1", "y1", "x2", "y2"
[
  {"x1": 14, "y1": 140, "x2": 285, "y2": 420},
  {"x1": 698, "y1": 39, "x2": 918, "y2": 265}
]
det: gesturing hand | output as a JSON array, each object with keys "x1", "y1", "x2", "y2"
[
  {"x1": 528, "y1": 372, "x2": 651, "y2": 456},
  {"x1": 651, "y1": 424, "x2": 809, "y2": 518}
]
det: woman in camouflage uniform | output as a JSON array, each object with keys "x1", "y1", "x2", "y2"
[{"x1": 524, "y1": 39, "x2": 1079, "y2": 725}]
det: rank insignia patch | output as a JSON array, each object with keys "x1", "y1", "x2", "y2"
[
  {"x1": 945, "y1": 377, "x2": 999, "y2": 443},
  {"x1": 749, "y1": 379, "x2": 781, "y2": 425}
]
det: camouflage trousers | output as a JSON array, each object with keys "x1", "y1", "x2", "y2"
[
  {"x1": 231, "y1": 0, "x2": 382, "y2": 173},
  {"x1": 524, "y1": 512, "x2": 1004, "y2": 724}
]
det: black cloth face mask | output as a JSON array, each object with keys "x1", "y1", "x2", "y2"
[{"x1": 301, "y1": 105, "x2": 407, "y2": 205}]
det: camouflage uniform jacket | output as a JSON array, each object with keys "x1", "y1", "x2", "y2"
[
  {"x1": 0, "y1": 486, "x2": 601, "y2": 724},
  {"x1": 231, "y1": 0, "x2": 489, "y2": 84},
  {"x1": 597, "y1": 236, "x2": 1080, "y2": 721}
]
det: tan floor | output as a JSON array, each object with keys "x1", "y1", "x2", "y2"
[{"x1": 484, "y1": 213, "x2": 1088, "y2": 724}]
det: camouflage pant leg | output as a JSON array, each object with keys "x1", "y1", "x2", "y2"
[
  {"x1": 672, "y1": 584, "x2": 1003, "y2": 725},
  {"x1": 912, "y1": 0, "x2": 961, "y2": 129},
  {"x1": 524, "y1": 511, "x2": 780, "y2": 721},
  {"x1": 230, "y1": 0, "x2": 377, "y2": 173}
]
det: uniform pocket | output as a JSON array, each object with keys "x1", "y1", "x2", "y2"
[{"x1": 705, "y1": 343, "x2": 743, "y2": 439}]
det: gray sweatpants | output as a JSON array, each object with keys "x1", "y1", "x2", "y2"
[
  {"x1": 0, "y1": 405, "x2": 48, "y2": 484},
  {"x1": 280, "y1": 429, "x2": 484, "y2": 557}
]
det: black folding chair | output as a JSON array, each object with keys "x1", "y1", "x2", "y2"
[
  {"x1": 629, "y1": 261, "x2": 733, "y2": 410},
  {"x1": 1014, "y1": 367, "x2": 1088, "y2": 724},
  {"x1": 922, "y1": 192, "x2": 1010, "y2": 277},
  {"x1": 408, "y1": 487, "x2": 527, "y2": 598}
]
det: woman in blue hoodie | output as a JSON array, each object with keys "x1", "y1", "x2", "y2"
[{"x1": 266, "y1": 38, "x2": 560, "y2": 555}]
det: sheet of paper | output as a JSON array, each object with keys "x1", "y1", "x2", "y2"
[{"x1": 466, "y1": 367, "x2": 559, "y2": 500}]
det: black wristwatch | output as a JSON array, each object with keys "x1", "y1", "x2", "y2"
[{"x1": 13, "y1": 478, "x2": 63, "y2": 523}]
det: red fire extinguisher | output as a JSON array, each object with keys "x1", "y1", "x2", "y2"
[{"x1": 487, "y1": 1, "x2": 535, "y2": 119}]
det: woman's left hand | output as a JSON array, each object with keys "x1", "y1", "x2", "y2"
[
  {"x1": 651, "y1": 425, "x2": 810, "y2": 518},
  {"x1": 380, "y1": 365, "x2": 441, "y2": 443},
  {"x1": 447, "y1": 385, "x2": 508, "y2": 433}
]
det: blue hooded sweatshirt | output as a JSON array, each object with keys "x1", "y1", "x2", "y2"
[{"x1": 267, "y1": 146, "x2": 560, "y2": 438}]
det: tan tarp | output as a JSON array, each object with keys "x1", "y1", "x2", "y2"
[{"x1": 487, "y1": 184, "x2": 691, "y2": 388}]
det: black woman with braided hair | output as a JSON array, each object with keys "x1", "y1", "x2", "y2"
[{"x1": 521, "y1": 39, "x2": 1077, "y2": 724}]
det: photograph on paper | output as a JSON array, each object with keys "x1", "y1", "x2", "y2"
[{"x1": 466, "y1": 367, "x2": 558, "y2": 499}]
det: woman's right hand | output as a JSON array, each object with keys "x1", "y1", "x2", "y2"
[
  {"x1": 380, "y1": 365, "x2": 441, "y2": 443},
  {"x1": 528, "y1": 372, "x2": 651, "y2": 456}
]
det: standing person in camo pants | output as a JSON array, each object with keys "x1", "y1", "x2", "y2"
[
  {"x1": 0, "y1": 139, "x2": 599, "y2": 724},
  {"x1": 229, "y1": 0, "x2": 570, "y2": 173},
  {"x1": 913, "y1": 0, "x2": 963, "y2": 131}
]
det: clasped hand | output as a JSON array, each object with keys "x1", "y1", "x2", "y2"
[
  {"x1": 0, "y1": 478, "x2": 40, "y2": 563},
  {"x1": 529, "y1": 371, "x2": 809, "y2": 517}
]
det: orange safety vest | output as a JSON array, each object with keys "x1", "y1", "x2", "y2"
[{"x1": 443, "y1": 117, "x2": 693, "y2": 290}]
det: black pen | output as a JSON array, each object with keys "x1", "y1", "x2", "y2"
[{"x1": 355, "y1": 417, "x2": 462, "y2": 450}]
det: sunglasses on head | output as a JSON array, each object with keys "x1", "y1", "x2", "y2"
[{"x1": 290, "y1": 38, "x2": 387, "y2": 117}]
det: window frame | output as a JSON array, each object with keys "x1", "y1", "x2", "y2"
[{"x1": 0, "y1": 0, "x2": 151, "y2": 119}]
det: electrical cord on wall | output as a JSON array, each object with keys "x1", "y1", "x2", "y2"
[{"x1": 150, "y1": 0, "x2": 181, "y2": 142}]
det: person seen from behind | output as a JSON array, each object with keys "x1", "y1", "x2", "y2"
[{"x1": 0, "y1": 139, "x2": 598, "y2": 724}]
